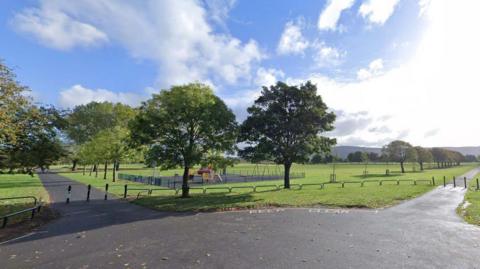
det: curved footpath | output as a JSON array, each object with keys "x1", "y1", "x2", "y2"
[{"x1": 1, "y1": 168, "x2": 480, "y2": 269}]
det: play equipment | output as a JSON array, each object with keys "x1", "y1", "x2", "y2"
[{"x1": 197, "y1": 165, "x2": 223, "y2": 183}]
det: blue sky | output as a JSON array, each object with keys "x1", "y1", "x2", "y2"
[{"x1": 1, "y1": 0, "x2": 478, "y2": 147}]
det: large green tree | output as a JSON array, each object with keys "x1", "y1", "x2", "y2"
[
  {"x1": 384, "y1": 140, "x2": 417, "y2": 173},
  {"x1": 130, "y1": 83, "x2": 237, "y2": 197},
  {"x1": 64, "y1": 102, "x2": 136, "y2": 170},
  {"x1": 238, "y1": 81, "x2": 336, "y2": 188},
  {"x1": 0, "y1": 61, "x2": 30, "y2": 148}
]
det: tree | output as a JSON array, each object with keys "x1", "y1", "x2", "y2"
[
  {"x1": 347, "y1": 151, "x2": 364, "y2": 162},
  {"x1": 384, "y1": 140, "x2": 417, "y2": 173},
  {"x1": 414, "y1": 146, "x2": 433, "y2": 171},
  {"x1": 64, "y1": 102, "x2": 136, "y2": 170},
  {"x1": 130, "y1": 83, "x2": 237, "y2": 197},
  {"x1": 1, "y1": 106, "x2": 66, "y2": 173},
  {"x1": 238, "y1": 81, "x2": 336, "y2": 188},
  {"x1": 465, "y1": 155, "x2": 478, "y2": 162},
  {"x1": 0, "y1": 61, "x2": 30, "y2": 150}
]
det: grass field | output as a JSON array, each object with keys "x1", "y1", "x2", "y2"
[
  {"x1": 0, "y1": 173, "x2": 50, "y2": 224},
  {"x1": 459, "y1": 174, "x2": 480, "y2": 226},
  {"x1": 60, "y1": 162, "x2": 479, "y2": 211}
]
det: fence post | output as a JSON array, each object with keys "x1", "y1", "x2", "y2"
[
  {"x1": 66, "y1": 185, "x2": 72, "y2": 204},
  {"x1": 2, "y1": 217, "x2": 8, "y2": 228},
  {"x1": 104, "y1": 184, "x2": 109, "y2": 200},
  {"x1": 31, "y1": 208, "x2": 36, "y2": 219},
  {"x1": 443, "y1": 176, "x2": 446, "y2": 187},
  {"x1": 464, "y1": 177, "x2": 467, "y2": 189},
  {"x1": 123, "y1": 184, "x2": 128, "y2": 198},
  {"x1": 86, "y1": 184, "x2": 91, "y2": 202},
  {"x1": 476, "y1": 178, "x2": 479, "y2": 190},
  {"x1": 432, "y1": 176, "x2": 435, "y2": 186},
  {"x1": 453, "y1": 176, "x2": 456, "y2": 188}
]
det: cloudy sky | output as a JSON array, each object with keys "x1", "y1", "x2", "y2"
[{"x1": 0, "y1": 0, "x2": 478, "y2": 147}]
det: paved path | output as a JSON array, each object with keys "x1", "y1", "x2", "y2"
[{"x1": 1, "y1": 169, "x2": 480, "y2": 269}]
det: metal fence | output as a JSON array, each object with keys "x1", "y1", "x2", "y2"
[{"x1": 118, "y1": 171, "x2": 306, "y2": 189}]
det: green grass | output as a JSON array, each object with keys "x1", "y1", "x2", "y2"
[
  {"x1": 0, "y1": 173, "x2": 50, "y2": 224},
  {"x1": 61, "y1": 162, "x2": 479, "y2": 211},
  {"x1": 460, "y1": 175, "x2": 480, "y2": 225}
]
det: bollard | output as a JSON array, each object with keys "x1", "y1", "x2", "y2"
[
  {"x1": 464, "y1": 177, "x2": 467, "y2": 189},
  {"x1": 342, "y1": 182, "x2": 345, "y2": 188},
  {"x1": 104, "y1": 184, "x2": 109, "y2": 200},
  {"x1": 66, "y1": 185, "x2": 72, "y2": 204},
  {"x1": 397, "y1": 180, "x2": 400, "y2": 185},
  {"x1": 453, "y1": 176, "x2": 456, "y2": 188},
  {"x1": 476, "y1": 178, "x2": 479, "y2": 190},
  {"x1": 86, "y1": 184, "x2": 91, "y2": 202},
  {"x1": 443, "y1": 176, "x2": 446, "y2": 187},
  {"x1": 432, "y1": 176, "x2": 435, "y2": 186},
  {"x1": 123, "y1": 184, "x2": 128, "y2": 199},
  {"x1": 31, "y1": 208, "x2": 35, "y2": 219}
]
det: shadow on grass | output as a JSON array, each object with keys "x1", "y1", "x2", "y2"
[{"x1": 134, "y1": 192, "x2": 262, "y2": 212}]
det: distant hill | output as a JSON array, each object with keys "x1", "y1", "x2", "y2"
[{"x1": 332, "y1": 146, "x2": 480, "y2": 159}]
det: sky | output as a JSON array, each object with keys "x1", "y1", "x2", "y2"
[{"x1": 0, "y1": 0, "x2": 478, "y2": 147}]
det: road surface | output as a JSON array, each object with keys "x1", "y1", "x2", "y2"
[{"x1": 1, "y1": 169, "x2": 479, "y2": 268}]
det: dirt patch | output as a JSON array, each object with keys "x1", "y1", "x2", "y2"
[{"x1": 0, "y1": 206, "x2": 59, "y2": 242}]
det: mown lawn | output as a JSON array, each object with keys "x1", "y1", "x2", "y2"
[
  {"x1": 61, "y1": 163, "x2": 478, "y2": 211},
  {"x1": 0, "y1": 173, "x2": 50, "y2": 224},
  {"x1": 460, "y1": 174, "x2": 480, "y2": 225}
]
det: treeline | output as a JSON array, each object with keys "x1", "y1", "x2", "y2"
[{"x1": 310, "y1": 140, "x2": 476, "y2": 173}]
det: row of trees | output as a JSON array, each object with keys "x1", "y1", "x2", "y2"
[{"x1": 382, "y1": 141, "x2": 467, "y2": 173}]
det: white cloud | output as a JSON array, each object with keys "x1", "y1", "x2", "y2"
[
  {"x1": 286, "y1": 0, "x2": 480, "y2": 147},
  {"x1": 204, "y1": 0, "x2": 237, "y2": 28},
  {"x1": 318, "y1": 0, "x2": 355, "y2": 31},
  {"x1": 277, "y1": 20, "x2": 309, "y2": 55},
  {"x1": 254, "y1": 67, "x2": 285, "y2": 87},
  {"x1": 359, "y1": 0, "x2": 400, "y2": 25},
  {"x1": 12, "y1": 5, "x2": 108, "y2": 50},
  {"x1": 356, "y1": 58, "x2": 383, "y2": 80},
  {"x1": 13, "y1": 0, "x2": 263, "y2": 87},
  {"x1": 312, "y1": 41, "x2": 346, "y2": 67},
  {"x1": 59, "y1": 84, "x2": 145, "y2": 108}
]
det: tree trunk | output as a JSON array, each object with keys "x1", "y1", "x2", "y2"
[
  {"x1": 419, "y1": 162, "x2": 424, "y2": 171},
  {"x1": 103, "y1": 161, "x2": 108, "y2": 180},
  {"x1": 72, "y1": 160, "x2": 77, "y2": 171},
  {"x1": 284, "y1": 162, "x2": 292, "y2": 189},
  {"x1": 112, "y1": 160, "x2": 116, "y2": 182},
  {"x1": 83, "y1": 165, "x2": 86, "y2": 175},
  {"x1": 400, "y1": 161, "x2": 405, "y2": 173},
  {"x1": 95, "y1": 163, "x2": 99, "y2": 178},
  {"x1": 116, "y1": 162, "x2": 120, "y2": 171},
  {"x1": 89, "y1": 165, "x2": 93, "y2": 176},
  {"x1": 181, "y1": 166, "x2": 190, "y2": 198}
]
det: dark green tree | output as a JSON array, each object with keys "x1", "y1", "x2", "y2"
[
  {"x1": 238, "y1": 81, "x2": 336, "y2": 188},
  {"x1": 129, "y1": 83, "x2": 237, "y2": 197}
]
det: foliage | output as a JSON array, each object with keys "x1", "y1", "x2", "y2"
[
  {"x1": 414, "y1": 146, "x2": 433, "y2": 170},
  {"x1": 383, "y1": 140, "x2": 417, "y2": 173},
  {"x1": 129, "y1": 83, "x2": 238, "y2": 197},
  {"x1": 64, "y1": 102, "x2": 136, "y2": 144},
  {"x1": 0, "y1": 62, "x2": 66, "y2": 173},
  {"x1": 238, "y1": 81, "x2": 336, "y2": 188}
]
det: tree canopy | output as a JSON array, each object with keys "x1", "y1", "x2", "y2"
[
  {"x1": 130, "y1": 83, "x2": 238, "y2": 197},
  {"x1": 238, "y1": 81, "x2": 336, "y2": 188},
  {"x1": 383, "y1": 140, "x2": 417, "y2": 173}
]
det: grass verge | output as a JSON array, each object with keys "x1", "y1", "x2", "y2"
[{"x1": 459, "y1": 175, "x2": 480, "y2": 225}]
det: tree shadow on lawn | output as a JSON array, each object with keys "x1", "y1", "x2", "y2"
[{"x1": 135, "y1": 192, "x2": 261, "y2": 212}]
